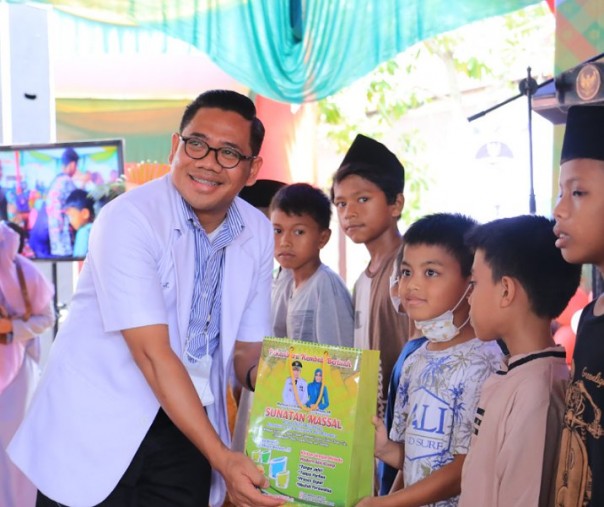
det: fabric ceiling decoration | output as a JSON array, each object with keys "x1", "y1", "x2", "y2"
[{"x1": 8, "y1": 0, "x2": 542, "y2": 103}]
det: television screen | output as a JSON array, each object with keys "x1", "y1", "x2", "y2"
[{"x1": 0, "y1": 139, "x2": 125, "y2": 260}]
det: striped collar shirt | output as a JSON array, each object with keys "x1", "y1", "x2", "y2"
[{"x1": 180, "y1": 197, "x2": 244, "y2": 361}]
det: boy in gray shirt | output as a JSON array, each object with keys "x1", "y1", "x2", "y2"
[{"x1": 270, "y1": 183, "x2": 354, "y2": 347}]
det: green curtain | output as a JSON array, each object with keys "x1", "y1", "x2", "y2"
[{"x1": 9, "y1": 0, "x2": 542, "y2": 102}]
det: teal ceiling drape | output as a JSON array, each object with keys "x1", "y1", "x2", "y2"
[{"x1": 7, "y1": 0, "x2": 543, "y2": 102}]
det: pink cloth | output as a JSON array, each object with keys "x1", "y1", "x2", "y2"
[{"x1": 0, "y1": 223, "x2": 53, "y2": 394}]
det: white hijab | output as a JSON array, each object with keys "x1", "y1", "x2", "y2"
[{"x1": 0, "y1": 222, "x2": 54, "y2": 393}]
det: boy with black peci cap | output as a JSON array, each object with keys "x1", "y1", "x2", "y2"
[
  {"x1": 330, "y1": 134, "x2": 411, "y2": 420},
  {"x1": 554, "y1": 105, "x2": 604, "y2": 507}
]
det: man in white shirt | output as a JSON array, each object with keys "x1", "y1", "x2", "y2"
[{"x1": 8, "y1": 90, "x2": 284, "y2": 507}]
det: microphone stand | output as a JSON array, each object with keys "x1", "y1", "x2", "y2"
[
  {"x1": 519, "y1": 67, "x2": 538, "y2": 214},
  {"x1": 467, "y1": 51, "x2": 604, "y2": 214},
  {"x1": 468, "y1": 68, "x2": 547, "y2": 214},
  {"x1": 468, "y1": 51, "x2": 604, "y2": 122}
]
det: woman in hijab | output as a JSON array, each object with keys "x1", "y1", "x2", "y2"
[
  {"x1": 306, "y1": 368, "x2": 329, "y2": 411},
  {"x1": 0, "y1": 222, "x2": 54, "y2": 507}
]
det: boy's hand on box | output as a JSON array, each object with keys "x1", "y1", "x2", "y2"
[
  {"x1": 372, "y1": 416, "x2": 389, "y2": 457},
  {"x1": 221, "y1": 451, "x2": 285, "y2": 507}
]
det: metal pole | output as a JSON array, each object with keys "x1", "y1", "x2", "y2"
[
  {"x1": 526, "y1": 67, "x2": 537, "y2": 214},
  {"x1": 519, "y1": 66, "x2": 538, "y2": 214},
  {"x1": 52, "y1": 261, "x2": 59, "y2": 337}
]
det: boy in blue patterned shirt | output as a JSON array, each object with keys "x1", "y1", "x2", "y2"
[{"x1": 358, "y1": 213, "x2": 503, "y2": 507}]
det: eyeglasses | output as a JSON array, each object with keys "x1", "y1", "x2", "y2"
[{"x1": 178, "y1": 134, "x2": 255, "y2": 169}]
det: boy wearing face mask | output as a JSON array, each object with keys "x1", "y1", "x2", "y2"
[{"x1": 358, "y1": 213, "x2": 503, "y2": 507}]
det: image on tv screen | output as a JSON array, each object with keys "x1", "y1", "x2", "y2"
[{"x1": 0, "y1": 139, "x2": 125, "y2": 260}]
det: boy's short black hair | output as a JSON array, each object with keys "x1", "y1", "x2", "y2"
[
  {"x1": 179, "y1": 90, "x2": 265, "y2": 156},
  {"x1": 401, "y1": 213, "x2": 478, "y2": 278},
  {"x1": 270, "y1": 183, "x2": 332, "y2": 230},
  {"x1": 65, "y1": 189, "x2": 96, "y2": 221},
  {"x1": 330, "y1": 135, "x2": 405, "y2": 206},
  {"x1": 465, "y1": 215, "x2": 581, "y2": 319},
  {"x1": 61, "y1": 147, "x2": 79, "y2": 166}
]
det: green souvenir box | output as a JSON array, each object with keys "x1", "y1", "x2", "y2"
[{"x1": 246, "y1": 337, "x2": 380, "y2": 506}]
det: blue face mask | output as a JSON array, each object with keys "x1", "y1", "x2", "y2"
[{"x1": 414, "y1": 284, "x2": 472, "y2": 343}]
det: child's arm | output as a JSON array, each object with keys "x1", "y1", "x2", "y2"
[
  {"x1": 356, "y1": 454, "x2": 465, "y2": 507},
  {"x1": 389, "y1": 470, "x2": 404, "y2": 492},
  {"x1": 372, "y1": 416, "x2": 404, "y2": 469}
]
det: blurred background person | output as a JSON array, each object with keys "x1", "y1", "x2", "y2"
[
  {"x1": 0, "y1": 222, "x2": 55, "y2": 507},
  {"x1": 46, "y1": 147, "x2": 78, "y2": 257},
  {"x1": 64, "y1": 189, "x2": 96, "y2": 258},
  {"x1": 0, "y1": 161, "x2": 8, "y2": 222}
]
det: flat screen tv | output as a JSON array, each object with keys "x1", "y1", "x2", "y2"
[{"x1": 0, "y1": 139, "x2": 125, "y2": 260}]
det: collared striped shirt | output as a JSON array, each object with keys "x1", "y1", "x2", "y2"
[{"x1": 180, "y1": 197, "x2": 244, "y2": 361}]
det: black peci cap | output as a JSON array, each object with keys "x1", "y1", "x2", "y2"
[
  {"x1": 339, "y1": 134, "x2": 404, "y2": 177},
  {"x1": 561, "y1": 105, "x2": 604, "y2": 164},
  {"x1": 239, "y1": 179, "x2": 286, "y2": 208}
]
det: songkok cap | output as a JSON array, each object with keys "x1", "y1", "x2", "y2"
[
  {"x1": 561, "y1": 106, "x2": 604, "y2": 164},
  {"x1": 291, "y1": 360, "x2": 303, "y2": 370},
  {"x1": 239, "y1": 179, "x2": 286, "y2": 208},
  {"x1": 339, "y1": 134, "x2": 404, "y2": 177}
]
